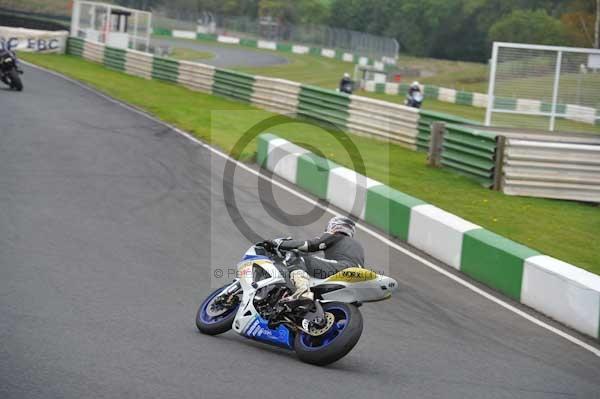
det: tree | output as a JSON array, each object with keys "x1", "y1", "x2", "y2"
[{"x1": 488, "y1": 9, "x2": 568, "y2": 46}]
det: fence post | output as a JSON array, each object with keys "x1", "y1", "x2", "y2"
[
  {"x1": 428, "y1": 122, "x2": 445, "y2": 167},
  {"x1": 493, "y1": 135, "x2": 506, "y2": 191}
]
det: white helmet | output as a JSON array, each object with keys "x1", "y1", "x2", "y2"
[
  {"x1": 343, "y1": 73, "x2": 351, "y2": 79},
  {"x1": 411, "y1": 81, "x2": 420, "y2": 89},
  {"x1": 326, "y1": 216, "x2": 356, "y2": 237}
]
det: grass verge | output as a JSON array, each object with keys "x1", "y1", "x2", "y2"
[{"x1": 20, "y1": 52, "x2": 600, "y2": 275}]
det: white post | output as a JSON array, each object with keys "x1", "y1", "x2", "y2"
[
  {"x1": 133, "y1": 12, "x2": 138, "y2": 50},
  {"x1": 90, "y1": 4, "x2": 96, "y2": 35},
  {"x1": 485, "y1": 42, "x2": 499, "y2": 126},
  {"x1": 146, "y1": 13, "x2": 152, "y2": 51},
  {"x1": 105, "y1": 5, "x2": 112, "y2": 44},
  {"x1": 549, "y1": 51, "x2": 563, "y2": 131},
  {"x1": 70, "y1": 0, "x2": 80, "y2": 37}
]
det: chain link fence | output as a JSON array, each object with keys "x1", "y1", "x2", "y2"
[
  {"x1": 153, "y1": 11, "x2": 398, "y2": 60},
  {"x1": 486, "y1": 42, "x2": 600, "y2": 132}
]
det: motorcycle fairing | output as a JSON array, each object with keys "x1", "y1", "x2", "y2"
[{"x1": 242, "y1": 314, "x2": 294, "y2": 349}]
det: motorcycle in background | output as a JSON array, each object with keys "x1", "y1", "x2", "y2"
[
  {"x1": 405, "y1": 91, "x2": 423, "y2": 108},
  {"x1": 0, "y1": 49, "x2": 24, "y2": 91}
]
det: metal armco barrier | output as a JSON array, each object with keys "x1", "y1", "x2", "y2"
[
  {"x1": 348, "y1": 95, "x2": 419, "y2": 149},
  {"x1": 297, "y1": 85, "x2": 350, "y2": 130},
  {"x1": 442, "y1": 124, "x2": 498, "y2": 187},
  {"x1": 212, "y1": 69, "x2": 255, "y2": 103},
  {"x1": 417, "y1": 110, "x2": 475, "y2": 152},
  {"x1": 251, "y1": 76, "x2": 300, "y2": 116},
  {"x1": 152, "y1": 56, "x2": 179, "y2": 83},
  {"x1": 501, "y1": 137, "x2": 600, "y2": 203},
  {"x1": 177, "y1": 60, "x2": 215, "y2": 93}
]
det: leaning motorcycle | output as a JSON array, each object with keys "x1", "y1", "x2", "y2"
[
  {"x1": 405, "y1": 91, "x2": 423, "y2": 108},
  {"x1": 196, "y1": 242, "x2": 397, "y2": 366},
  {"x1": 0, "y1": 49, "x2": 24, "y2": 91}
]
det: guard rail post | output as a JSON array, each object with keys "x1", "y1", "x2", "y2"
[
  {"x1": 492, "y1": 135, "x2": 506, "y2": 191},
  {"x1": 428, "y1": 122, "x2": 445, "y2": 167}
]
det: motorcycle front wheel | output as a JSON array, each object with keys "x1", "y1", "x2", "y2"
[
  {"x1": 294, "y1": 302, "x2": 363, "y2": 366},
  {"x1": 8, "y1": 69, "x2": 23, "y2": 91},
  {"x1": 196, "y1": 284, "x2": 240, "y2": 335}
]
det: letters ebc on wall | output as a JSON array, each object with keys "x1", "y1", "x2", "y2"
[{"x1": 0, "y1": 27, "x2": 68, "y2": 53}]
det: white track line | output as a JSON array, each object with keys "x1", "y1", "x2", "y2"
[{"x1": 24, "y1": 61, "x2": 600, "y2": 357}]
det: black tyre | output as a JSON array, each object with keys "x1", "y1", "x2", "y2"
[
  {"x1": 196, "y1": 285, "x2": 239, "y2": 335},
  {"x1": 294, "y1": 302, "x2": 363, "y2": 366},
  {"x1": 8, "y1": 69, "x2": 23, "y2": 91}
]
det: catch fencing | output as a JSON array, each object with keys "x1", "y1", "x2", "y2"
[
  {"x1": 153, "y1": 12, "x2": 399, "y2": 61},
  {"x1": 486, "y1": 42, "x2": 600, "y2": 131},
  {"x1": 154, "y1": 28, "x2": 388, "y2": 70}
]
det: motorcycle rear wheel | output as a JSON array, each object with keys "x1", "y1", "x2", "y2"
[
  {"x1": 294, "y1": 302, "x2": 363, "y2": 366},
  {"x1": 8, "y1": 69, "x2": 23, "y2": 91}
]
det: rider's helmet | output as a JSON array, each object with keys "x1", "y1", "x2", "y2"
[
  {"x1": 326, "y1": 216, "x2": 356, "y2": 237},
  {"x1": 411, "y1": 81, "x2": 420, "y2": 90},
  {"x1": 343, "y1": 72, "x2": 351, "y2": 79}
]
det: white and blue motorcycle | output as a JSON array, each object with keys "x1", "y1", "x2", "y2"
[{"x1": 196, "y1": 242, "x2": 398, "y2": 365}]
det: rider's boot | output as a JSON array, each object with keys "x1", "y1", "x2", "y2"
[{"x1": 284, "y1": 270, "x2": 314, "y2": 305}]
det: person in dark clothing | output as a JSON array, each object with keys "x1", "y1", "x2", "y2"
[
  {"x1": 264, "y1": 216, "x2": 364, "y2": 302},
  {"x1": 339, "y1": 73, "x2": 354, "y2": 94}
]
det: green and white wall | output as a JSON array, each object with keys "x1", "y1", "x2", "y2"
[{"x1": 257, "y1": 133, "x2": 600, "y2": 341}]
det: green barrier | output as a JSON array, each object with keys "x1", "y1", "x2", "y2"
[
  {"x1": 152, "y1": 28, "x2": 172, "y2": 36},
  {"x1": 309, "y1": 47, "x2": 321, "y2": 56},
  {"x1": 461, "y1": 229, "x2": 540, "y2": 301},
  {"x1": 424, "y1": 85, "x2": 439, "y2": 99},
  {"x1": 196, "y1": 33, "x2": 217, "y2": 41},
  {"x1": 256, "y1": 133, "x2": 280, "y2": 167},
  {"x1": 212, "y1": 69, "x2": 255, "y2": 103},
  {"x1": 103, "y1": 46, "x2": 126, "y2": 71},
  {"x1": 456, "y1": 91, "x2": 474, "y2": 106},
  {"x1": 297, "y1": 85, "x2": 350, "y2": 129},
  {"x1": 276, "y1": 43, "x2": 292, "y2": 52},
  {"x1": 540, "y1": 102, "x2": 567, "y2": 114},
  {"x1": 494, "y1": 97, "x2": 517, "y2": 111},
  {"x1": 296, "y1": 153, "x2": 338, "y2": 198},
  {"x1": 365, "y1": 186, "x2": 425, "y2": 241},
  {"x1": 240, "y1": 38, "x2": 258, "y2": 48},
  {"x1": 152, "y1": 56, "x2": 179, "y2": 83},
  {"x1": 398, "y1": 83, "x2": 411, "y2": 94},
  {"x1": 417, "y1": 110, "x2": 475, "y2": 152},
  {"x1": 441, "y1": 124, "x2": 497, "y2": 187},
  {"x1": 67, "y1": 37, "x2": 84, "y2": 57},
  {"x1": 375, "y1": 83, "x2": 385, "y2": 93}
]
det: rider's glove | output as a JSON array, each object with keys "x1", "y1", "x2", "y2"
[{"x1": 261, "y1": 237, "x2": 291, "y2": 255}]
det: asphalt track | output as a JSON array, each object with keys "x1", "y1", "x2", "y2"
[
  {"x1": 1, "y1": 64, "x2": 600, "y2": 399},
  {"x1": 152, "y1": 37, "x2": 288, "y2": 68}
]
